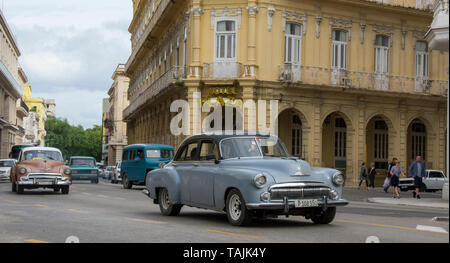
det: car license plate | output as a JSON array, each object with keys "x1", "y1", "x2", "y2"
[
  {"x1": 294, "y1": 199, "x2": 319, "y2": 208},
  {"x1": 38, "y1": 181, "x2": 53, "y2": 185}
]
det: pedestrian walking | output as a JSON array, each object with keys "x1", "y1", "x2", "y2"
[
  {"x1": 390, "y1": 160, "x2": 405, "y2": 198},
  {"x1": 384, "y1": 157, "x2": 397, "y2": 193},
  {"x1": 409, "y1": 156, "x2": 426, "y2": 199},
  {"x1": 358, "y1": 162, "x2": 369, "y2": 190},
  {"x1": 368, "y1": 163, "x2": 376, "y2": 188}
]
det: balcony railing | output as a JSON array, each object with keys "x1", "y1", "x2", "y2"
[
  {"x1": 124, "y1": 66, "x2": 186, "y2": 119},
  {"x1": 279, "y1": 63, "x2": 301, "y2": 82},
  {"x1": 298, "y1": 66, "x2": 448, "y2": 96},
  {"x1": 202, "y1": 62, "x2": 244, "y2": 79}
]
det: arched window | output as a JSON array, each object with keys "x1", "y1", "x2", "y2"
[
  {"x1": 411, "y1": 119, "x2": 426, "y2": 161},
  {"x1": 332, "y1": 30, "x2": 348, "y2": 69},
  {"x1": 374, "y1": 119, "x2": 388, "y2": 169},
  {"x1": 291, "y1": 115, "x2": 302, "y2": 157},
  {"x1": 375, "y1": 35, "x2": 390, "y2": 74},
  {"x1": 215, "y1": 21, "x2": 236, "y2": 60},
  {"x1": 334, "y1": 117, "x2": 347, "y2": 168}
]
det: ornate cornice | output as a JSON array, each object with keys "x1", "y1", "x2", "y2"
[
  {"x1": 329, "y1": 17, "x2": 353, "y2": 40},
  {"x1": 210, "y1": 7, "x2": 242, "y2": 29},
  {"x1": 282, "y1": 10, "x2": 308, "y2": 35}
]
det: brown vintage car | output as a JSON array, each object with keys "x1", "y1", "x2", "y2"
[{"x1": 10, "y1": 147, "x2": 72, "y2": 194}]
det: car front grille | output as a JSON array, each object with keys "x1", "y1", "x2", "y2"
[{"x1": 269, "y1": 183, "x2": 331, "y2": 201}]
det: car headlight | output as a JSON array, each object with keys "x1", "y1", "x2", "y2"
[
  {"x1": 329, "y1": 189, "x2": 339, "y2": 200},
  {"x1": 91, "y1": 170, "x2": 98, "y2": 174},
  {"x1": 64, "y1": 169, "x2": 71, "y2": 175},
  {"x1": 19, "y1": 167, "x2": 27, "y2": 174},
  {"x1": 254, "y1": 174, "x2": 267, "y2": 189},
  {"x1": 332, "y1": 172, "x2": 345, "y2": 186}
]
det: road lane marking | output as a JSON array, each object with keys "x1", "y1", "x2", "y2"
[
  {"x1": 33, "y1": 204, "x2": 48, "y2": 208},
  {"x1": 416, "y1": 225, "x2": 448, "y2": 233},
  {"x1": 24, "y1": 239, "x2": 49, "y2": 243},
  {"x1": 205, "y1": 229, "x2": 262, "y2": 239},
  {"x1": 114, "y1": 197, "x2": 126, "y2": 200},
  {"x1": 124, "y1": 217, "x2": 167, "y2": 224},
  {"x1": 68, "y1": 209, "x2": 89, "y2": 214},
  {"x1": 5, "y1": 200, "x2": 20, "y2": 204},
  {"x1": 97, "y1": 194, "x2": 108, "y2": 198},
  {"x1": 81, "y1": 192, "x2": 91, "y2": 195},
  {"x1": 336, "y1": 219, "x2": 449, "y2": 235}
]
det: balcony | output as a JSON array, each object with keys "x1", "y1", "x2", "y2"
[
  {"x1": 279, "y1": 64, "x2": 301, "y2": 82},
  {"x1": 202, "y1": 62, "x2": 243, "y2": 79},
  {"x1": 123, "y1": 66, "x2": 186, "y2": 119},
  {"x1": 298, "y1": 65, "x2": 448, "y2": 96}
]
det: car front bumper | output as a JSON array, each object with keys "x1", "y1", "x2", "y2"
[
  {"x1": 0, "y1": 174, "x2": 10, "y2": 181},
  {"x1": 18, "y1": 173, "x2": 71, "y2": 186},
  {"x1": 246, "y1": 197, "x2": 349, "y2": 212},
  {"x1": 71, "y1": 174, "x2": 98, "y2": 181}
]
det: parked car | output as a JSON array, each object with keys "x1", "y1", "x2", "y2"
[
  {"x1": 399, "y1": 170, "x2": 447, "y2": 192},
  {"x1": 121, "y1": 144, "x2": 174, "y2": 189},
  {"x1": 143, "y1": 133, "x2": 348, "y2": 226},
  {"x1": 111, "y1": 161, "x2": 122, "y2": 184},
  {"x1": 0, "y1": 159, "x2": 16, "y2": 182},
  {"x1": 9, "y1": 144, "x2": 34, "y2": 160},
  {"x1": 68, "y1": 156, "x2": 99, "y2": 184},
  {"x1": 10, "y1": 147, "x2": 72, "y2": 194},
  {"x1": 104, "y1": 166, "x2": 114, "y2": 180}
]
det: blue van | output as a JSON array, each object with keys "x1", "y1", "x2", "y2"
[{"x1": 121, "y1": 144, "x2": 174, "y2": 189}]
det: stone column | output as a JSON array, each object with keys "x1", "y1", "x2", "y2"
[
  {"x1": 398, "y1": 103, "x2": 408, "y2": 167},
  {"x1": 246, "y1": 1, "x2": 258, "y2": 77},
  {"x1": 311, "y1": 100, "x2": 322, "y2": 167},
  {"x1": 191, "y1": 1, "x2": 203, "y2": 78}
]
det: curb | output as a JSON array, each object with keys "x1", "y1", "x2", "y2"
[
  {"x1": 367, "y1": 197, "x2": 449, "y2": 209},
  {"x1": 432, "y1": 217, "x2": 449, "y2": 222}
]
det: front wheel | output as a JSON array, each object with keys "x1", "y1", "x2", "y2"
[
  {"x1": 311, "y1": 207, "x2": 336, "y2": 224},
  {"x1": 226, "y1": 189, "x2": 252, "y2": 226},
  {"x1": 17, "y1": 185, "x2": 24, "y2": 195},
  {"x1": 11, "y1": 183, "x2": 16, "y2": 192},
  {"x1": 158, "y1": 188, "x2": 182, "y2": 216},
  {"x1": 122, "y1": 174, "x2": 132, "y2": 189},
  {"x1": 61, "y1": 186, "x2": 70, "y2": 195}
]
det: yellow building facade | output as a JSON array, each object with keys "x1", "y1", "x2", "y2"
[
  {"x1": 23, "y1": 85, "x2": 47, "y2": 146},
  {"x1": 124, "y1": 0, "x2": 448, "y2": 186}
]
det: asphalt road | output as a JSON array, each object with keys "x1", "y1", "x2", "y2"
[{"x1": 0, "y1": 179, "x2": 448, "y2": 243}]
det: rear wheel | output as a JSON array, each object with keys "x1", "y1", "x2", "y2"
[
  {"x1": 158, "y1": 188, "x2": 182, "y2": 216},
  {"x1": 311, "y1": 207, "x2": 336, "y2": 224},
  {"x1": 226, "y1": 189, "x2": 252, "y2": 226},
  {"x1": 122, "y1": 174, "x2": 132, "y2": 189}
]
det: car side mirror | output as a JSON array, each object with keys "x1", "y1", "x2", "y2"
[{"x1": 206, "y1": 154, "x2": 220, "y2": 164}]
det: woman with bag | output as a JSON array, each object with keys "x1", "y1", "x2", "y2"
[{"x1": 390, "y1": 160, "x2": 405, "y2": 199}]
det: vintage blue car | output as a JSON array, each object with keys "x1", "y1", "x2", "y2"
[
  {"x1": 121, "y1": 144, "x2": 174, "y2": 189},
  {"x1": 143, "y1": 133, "x2": 348, "y2": 226}
]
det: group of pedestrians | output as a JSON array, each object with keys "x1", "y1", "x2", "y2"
[
  {"x1": 359, "y1": 156, "x2": 426, "y2": 199},
  {"x1": 358, "y1": 162, "x2": 376, "y2": 190}
]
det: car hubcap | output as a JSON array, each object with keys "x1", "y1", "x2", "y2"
[
  {"x1": 229, "y1": 194, "x2": 242, "y2": 221},
  {"x1": 161, "y1": 189, "x2": 170, "y2": 210}
]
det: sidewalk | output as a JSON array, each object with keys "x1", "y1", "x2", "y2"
[{"x1": 368, "y1": 197, "x2": 449, "y2": 209}]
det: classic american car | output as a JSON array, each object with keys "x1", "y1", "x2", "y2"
[
  {"x1": 0, "y1": 159, "x2": 16, "y2": 182},
  {"x1": 10, "y1": 147, "x2": 72, "y2": 194},
  {"x1": 143, "y1": 133, "x2": 348, "y2": 226},
  {"x1": 399, "y1": 170, "x2": 447, "y2": 192},
  {"x1": 68, "y1": 156, "x2": 99, "y2": 184}
]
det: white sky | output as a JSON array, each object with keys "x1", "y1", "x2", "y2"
[{"x1": 2, "y1": 0, "x2": 132, "y2": 128}]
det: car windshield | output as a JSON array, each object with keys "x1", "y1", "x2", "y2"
[
  {"x1": 220, "y1": 136, "x2": 289, "y2": 159},
  {"x1": 0, "y1": 161, "x2": 14, "y2": 167},
  {"x1": 71, "y1": 158, "x2": 95, "y2": 166},
  {"x1": 23, "y1": 150, "x2": 63, "y2": 161}
]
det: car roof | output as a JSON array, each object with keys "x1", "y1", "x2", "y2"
[
  {"x1": 21, "y1": 147, "x2": 62, "y2": 154},
  {"x1": 426, "y1": 170, "x2": 444, "y2": 172},
  {"x1": 70, "y1": 156, "x2": 95, "y2": 159},
  {"x1": 0, "y1": 159, "x2": 16, "y2": 162},
  {"x1": 124, "y1": 144, "x2": 174, "y2": 150},
  {"x1": 181, "y1": 132, "x2": 274, "y2": 145}
]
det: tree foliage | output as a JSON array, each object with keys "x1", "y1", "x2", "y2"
[{"x1": 45, "y1": 116, "x2": 102, "y2": 161}]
